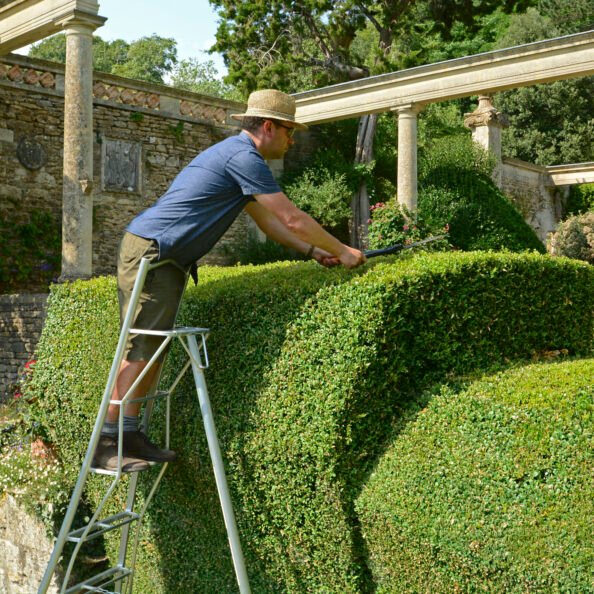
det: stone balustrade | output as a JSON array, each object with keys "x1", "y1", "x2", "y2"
[{"x1": 0, "y1": 53, "x2": 244, "y2": 127}]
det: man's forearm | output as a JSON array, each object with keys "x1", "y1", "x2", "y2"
[{"x1": 245, "y1": 201, "x2": 312, "y2": 256}]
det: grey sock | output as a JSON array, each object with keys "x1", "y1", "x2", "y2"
[
  {"x1": 101, "y1": 421, "x2": 118, "y2": 437},
  {"x1": 123, "y1": 415, "x2": 139, "y2": 433}
]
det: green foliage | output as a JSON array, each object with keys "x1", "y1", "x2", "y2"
[
  {"x1": 418, "y1": 135, "x2": 545, "y2": 252},
  {"x1": 29, "y1": 34, "x2": 177, "y2": 84},
  {"x1": 110, "y1": 34, "x2": 177, "y2": 84},
  {"x1": 548, "y1": 211, "x2": 594, "y2": 264},
  {"x1": 209, "y1": 0, "x2": 534, "y2": 94},
  {"x1": 224, "y1": 235, "x2": 303, "y2": 266},
  {"x1": 357, "y1": 357, "x2": 594, "y2": 593},
  {"x1": 169, "y1": 57, "x2": 243, "y2": 100},
  {"x1": 19, "y1": 252, "x2": 594, "y2": 592},
  {"x1": 0, "y1": 209, "x2": 61, "y2": 293},
  {"x1": 284, "y1": 167, "x2": 353, "y2": 231},
  {"x1": 493, "y1": 4, "x2": 594, "y2": 165},
  {"x1": 565, "y1": 183, "x2": 594, "y2": 217},
  {"x1": 367, "y1": 201, "x2": 448, "y2": 249}
]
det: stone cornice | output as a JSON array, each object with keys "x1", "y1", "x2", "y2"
[
  {"x1": 294, "y1": 30, "x2": 594, "y2": 124},
  {"x1": 546, "y1": 162, "x2": 594, "y2": 185},
  {"x1": 0, "y1": 0, "x2": 105, "y2": 54}
]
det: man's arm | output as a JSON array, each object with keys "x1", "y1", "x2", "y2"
[
  {"x1": 244, "y1": 200, "x2": 337, "y2": 266},
  {"x1": 251, "y1": 192, "x2": 366, "y2": 269}
]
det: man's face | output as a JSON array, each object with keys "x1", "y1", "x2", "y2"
[{"x1": 264, "y1": 120, "x2": 296, "y2": 159}]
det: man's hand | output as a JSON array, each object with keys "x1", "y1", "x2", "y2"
[
  {"x1": 338, "y1": 246, "x2": 367, "y2": 269},
  {"x1": 312, "y1": 247, "x2": 340, "y2": 268},
  {"x1": 311, "y1": 246, "x2": 366, "y2": 269}
]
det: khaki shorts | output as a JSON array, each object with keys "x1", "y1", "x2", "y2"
[{"x1": 117, "y1": 232, "x2": 188, "y2": 361}]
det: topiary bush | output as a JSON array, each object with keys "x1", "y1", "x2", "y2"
[
  {"x1": 18, "y1": 252, "x2": 594, "y2": 592},
  {"x1": 418, "y1": 135, "x2": 545, "y2": 253},
  {"x1": 548, "y1": 211, "x2": 594, "y2": 264},
  {"x1": 357, "y1": 357, "x2": 594, "y2": 593}
]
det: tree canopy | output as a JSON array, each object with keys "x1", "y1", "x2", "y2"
[
  {"x1": 209, "y1": 0, "x2": 536, "y2": 94},
  {"x1": 28, "y1": 33, "x2": 178, "y2": 85}
]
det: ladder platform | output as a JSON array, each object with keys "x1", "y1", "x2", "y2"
[
  {"x1": 64, "y1": 565, "x2": 132, "y2": 594},
  {"x1": 67, "y1": 511, "x2": 140, "y2": 543},
  {"x1": 129, "y1": 325, "x2": 210, "y2": 337}
]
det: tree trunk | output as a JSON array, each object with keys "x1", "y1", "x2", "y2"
[{"x1": 350, "y1": 113, "x2": 377, "y2": 248}]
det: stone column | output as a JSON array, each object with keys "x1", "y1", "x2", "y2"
[
  {"x1": 464, "y1": 95, "x2": 509, "y2": 186},
  {"x1": 393, "y1": 104, "x2": 422, "y2": 212},
  {"x1": 59, "y1": 15, "x2": 104, "y2": 281}
]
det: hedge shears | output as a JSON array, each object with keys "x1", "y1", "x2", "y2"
[{"x1": 364, "y1": 235, "x2": 447, "y2": 259}]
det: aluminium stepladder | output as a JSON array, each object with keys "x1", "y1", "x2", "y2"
[{"x1": 38, "y1": 257, "x2": 251, "y2": 594}]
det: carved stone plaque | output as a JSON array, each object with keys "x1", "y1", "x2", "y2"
[
  {"x1": 102, "y1": 139, "x2": 141, "y2": 193},
  {"x1": 16, "y1": 137, "x2": 47, "y2": 170}
]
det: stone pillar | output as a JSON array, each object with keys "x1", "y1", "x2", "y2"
[
  {"x1": 393, "y1": 104, "x2": 422, "y2": 212},
  {"x1": 464, "y1": 95, "x2": 509, "y2": 186},
  {"x1": 59, "y1": 16, "x2": 104, "y2": 281}
]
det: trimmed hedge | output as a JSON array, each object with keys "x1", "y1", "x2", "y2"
[
  {"x1": 357, "y1": 358, "x2": 594, "y2": 593},
  {"x1": 24, "y1": 252, "x2": 593, "y2": 592}
]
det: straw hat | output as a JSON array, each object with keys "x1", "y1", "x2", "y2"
[{"x1": 231, "y1": 89, "x2": 308, "y2": 130}]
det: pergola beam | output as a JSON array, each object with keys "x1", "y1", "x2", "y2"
[
  {"x1": 294, "y1": 30, "x2": 594, "y2": 124},
  {"x1": 0, "y1": 0, "x2": 104, "y2": 54}
]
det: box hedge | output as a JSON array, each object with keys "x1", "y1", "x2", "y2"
[
  {"x1": 356, "y1": 357, "x2": 594, "y2": 593},
  {"x1": 23, "y1": 252, "x2": 593, "y2": 592}
]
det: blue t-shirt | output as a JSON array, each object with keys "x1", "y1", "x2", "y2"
[{"x1": 127, "y1": 132, "x2": 281, "y2": 266}]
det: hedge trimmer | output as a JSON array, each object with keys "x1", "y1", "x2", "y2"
[{"x1": 364, "y1": 235, "x2": 448, "y2": 259}]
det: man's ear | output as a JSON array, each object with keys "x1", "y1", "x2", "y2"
[{"x1": 263, "y1": 119, "x2": 275, "y2": 136}]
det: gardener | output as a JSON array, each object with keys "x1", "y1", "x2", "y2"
[{"x1": 92, "y1": 89, "x2": 367, "y2": 472}]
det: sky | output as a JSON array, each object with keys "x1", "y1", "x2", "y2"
[{"x1": 15, "y1": 0, "x2": 227, "y2": 74}]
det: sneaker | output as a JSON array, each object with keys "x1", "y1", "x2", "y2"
[
  {"x1": 92, "y1": 435, "x2": 150, "y2": 473},
  {"x1": 122, "y1": 430, "x2": 177, "y2": 463}
]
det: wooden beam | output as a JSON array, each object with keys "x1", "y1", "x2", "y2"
[
  {"x1": 0, "y1": 0, "x2": 105, "y2": 55},
  {"x1": 294, "y1": 31, "x2": 594, "y2": 124}
]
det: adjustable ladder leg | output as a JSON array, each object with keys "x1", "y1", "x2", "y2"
[{"x1": 185, "y1": 334, "x2": 251, "y2": 594}]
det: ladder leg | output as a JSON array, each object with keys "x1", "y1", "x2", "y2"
[
  {"x1": 38, "y1": 258, "x2": 154, "y2": 594},
  {"x1": 186, "y1": 334, "x2": 252, "y2": 594}
]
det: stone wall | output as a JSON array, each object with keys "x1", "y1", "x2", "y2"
[
  {"x1": 0, "y1": 293, "x2": 48, "y2": 400},
  {"x1": 500, "y1": 157, "x2": 561, "y2": 242},
  {"x1": 0, "y1": 495, "x2": 60, "y2": 594},
  {"x1": 0, "y1": 53, "x2": 253, "y2": 277}
]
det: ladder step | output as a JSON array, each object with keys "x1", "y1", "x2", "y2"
[
  {"x1": 110, "y1": 390, "x2": 170, "y2": 406},
  {"x1": 64, "y1": 565, "x2": 132, "y2": 594},
  {"x1": 129, "y1": 325, "x2": 209, "y2": 337},
  {"x1": 67, "y1": 511, "x2": 140, "y2": 543}
]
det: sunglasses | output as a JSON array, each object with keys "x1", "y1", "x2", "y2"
[{"x1": 273, "y1": 121, "x2": 296, "y2": 138}]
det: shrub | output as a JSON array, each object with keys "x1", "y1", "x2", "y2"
[
  {"x1": 548, "y1": 211, "x2": 594, "y2": 264},
  {"x1": 565, "y1": 183, "x2": 594, "y2": 217},
  {"x1": 18, "y1": 253, "x2": 594, "y2": 592},
  {"x1": 418, "y1": 135, "x2": 545, "y2": 253},
  {"x1": 367, "y1": 200, "x2": 449, "y2": 249},
  {"x1": 357, "y1": 357, "x2": 594, "y2": 593},
  {"x1": 284, "y1": 167, "x2": 353, "y2": 232},
  {"x1": 0, "y1": 209, "x2": 61, "y2": 294}
]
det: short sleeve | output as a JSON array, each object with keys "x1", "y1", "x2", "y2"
[{"x1": 225, "y1": 150, "x2": 282, "y2": 196}]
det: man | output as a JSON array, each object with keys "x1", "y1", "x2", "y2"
[{"x1": 92, "y1": 89, "x2": 366, "y2": 472}]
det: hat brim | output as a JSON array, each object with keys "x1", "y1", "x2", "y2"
[{"x1": 231, "y1": 112, "x2": 308, "y2": 130}]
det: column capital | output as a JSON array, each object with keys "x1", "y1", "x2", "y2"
[
  {"x1": 390, "y1": 103, "x2": 424, "y2": 116},
  {"x1": 56, "y1": 10, "x2": 106, "y2": 33},
  {"x1": 463, "y1": 95, "x2": 509, "y2": 129}
]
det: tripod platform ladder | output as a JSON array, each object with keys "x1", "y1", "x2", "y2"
[{"x1": 38, "y1": 257, "x2": 251, "y2": 594}]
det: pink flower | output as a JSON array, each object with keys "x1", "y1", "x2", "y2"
[
  {"x1": 14, "y1": 392, "x2": 22, "y2": 400},
  {"x1": 24, "y1": 360, "x2": 36, "y2": 370},
  {"x1": 403, "y1": 225, "x2": 409, "y2": 231}
]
